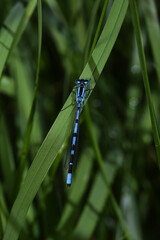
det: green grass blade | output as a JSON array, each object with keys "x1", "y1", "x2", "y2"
[
  {"x1": 37, "y1": 0, "x2": 42, "y2": 64},
  {"x1": 80, "y1": 0, "x2": 128, "y2": 84},
  {"x1": 0, "y1": 3, "x2": 24, "y2": 78},
  {"x1": 72, "y1": 161, "x2": 119, "y2": 239},
  {"x1": 15, "y1": 0, "x2": 43, "y2": 192},
  {"x1": 83, "y1": 0, "x2": 101, "y2": 65},
  {"x1": 141, "y1": 0, "x2": 160, "y2": 82},
  {"x1": 89, "y1": 0, "x2": 109, "y2": 58},
  {"x1": 85, "y1": 105, "x2": 132, "y2": 240},
  {"x1": 0, "y1": 184, "x2": 9, "y2": 237},
  {"x1": 3, "y1": 0, "x2": 129, "y2": 239},
  {"x1": 0, "y1": 0, "x2": 37, "y2": 79},
  {"x1": 9, "y1": 51, "x2": 42, "y2": 144},
  {"x1": 11, "y1": 0, "x2": 37, "y2": 50},
  {"x1": 3, "y1": 106, "x2": 74, "y2": 240},
  {"x1": 57, "y1": 148, "x2": 94, "y2": 233},
  {"x1": 0, "y1": 115, "x2": 15, "y2": 200},
  {"x1": 129, "y1": 0, "x2": 160, "y2": 166}
]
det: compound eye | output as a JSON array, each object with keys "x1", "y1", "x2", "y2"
[
  {"x1": 84, "y1": 80, "x2": 89, "y2": 85},
  {"x1": 75, "y1": 79, "x2": 80, "y2": 84}
]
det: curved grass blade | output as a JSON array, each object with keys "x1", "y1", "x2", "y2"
[
  {"x1": 9, "y1": 51, "x2": 42, "y2": 144},
  {"x1": 0, "y1": 1, "x2": 37, "y2": 79},
  {"x1": 3, "y1": 103, "x2": 74, "y2": 240},
  {"x1": 14, "y1": 0, "x2": 43, "y2": 195},
  {"x1": 3, "y1": 0, "x2": 129, "y2": 239},
  {"x1": 0, "y1": 3, "x2": 24, "y2": 78},
  {"x1": 129, "y1": 0, "x2": 160, "y2": 166}
]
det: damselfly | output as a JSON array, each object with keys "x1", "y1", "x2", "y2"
[{"x1": 66, "y1": 79, "x2": 90, "y2": 187}]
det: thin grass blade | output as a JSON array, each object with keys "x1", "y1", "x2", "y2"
[
  {"x1": 15, "y1": 0, "x2": 43, "y2": 193},
  {"x1": 0, "y1": 0, "x2": 37, "y2": 79},
  {"x1": 129, "y1": 0, "x2": 160, "y2": 166},
  {"x1": 141, "y1": 0, "x2": 160, "y2": 83},
  {"x1": 0, "y1": 3, "x2": 24, "y2": 78}
]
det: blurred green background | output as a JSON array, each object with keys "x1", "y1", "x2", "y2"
[{"x1": 0, "y1": 0, "x2": 160, "y2": 239}]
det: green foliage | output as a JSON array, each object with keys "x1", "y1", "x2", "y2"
[{"x1": 0, "y1": 0, "x2": 160, "y2": 239}]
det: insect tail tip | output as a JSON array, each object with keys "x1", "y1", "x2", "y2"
[{"x1": 66, "y1": 183, "x2": 71, "y2": 188}]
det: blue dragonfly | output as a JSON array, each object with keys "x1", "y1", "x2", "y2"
[{"x1": 66, "y1": 79, "x2": 90, "y2": 187}]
